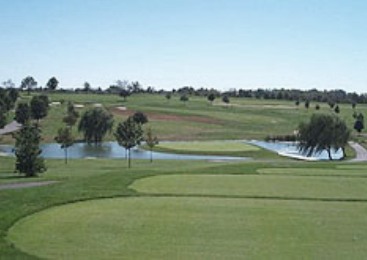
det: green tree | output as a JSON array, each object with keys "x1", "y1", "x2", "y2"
[
  {"x1": 222, "y1": 95, "x2": 230, "y2": 105},
  {"x1": 78, "y1": 108, "x2": 114, "y2": 144},
  {"x1": 0, "y1": 108, "x2": 6, "y2": 128},
  {"x1": 354, "y1": 113, "x2": 364, "y2": 135},
  {"x1": 304, "y1": 100, "x2": 310, "y2": 110},
  {"x1": 63, "y1": 101, "x2": 79, "y2": 129},
  {"x1": 145, "y1": 127, "x2": 159, "y2": 162},
  {"x1": 132, "y1": 111, "x2": 148, "y2": 125},
  {"x1": 55, "y1": 127, "x2": 74, "y2": 164},
  {"x1": 47, "y1": 77, "x2": 59, "y2": 91},
  {"x1": 165, "y1": 93, "x2": 172, "y2": 102},
  {"x1": 15, "y1": 103, "x2": 31, "y2": 124},
  {"x1": 119, "y1": 89, "x2": 130, "y2": 101},
  {"x1": 298, "y1": 114, "x2": 350, "y2": 160},
  {"x1": 114, "y1": 117, "x2": 143, "y2": 168},
  {"x1": 334, "y1": 105, "x2": 340, "y2": 114},
  {"x1": 14, "y1": 124, "x2": 46, "y2": 177},
  {"x1": 30, "y1": 95, "x2": 49, "y2": 124},
  {"x1": 20, "y1": 76, "x2": 37, "y2": 95},
  {"x1": 207, "y1": 93, "x2": 216, "y2": 105},
  {"x1": 180, "y1": 95, "x2": 189, "y2": 105}
]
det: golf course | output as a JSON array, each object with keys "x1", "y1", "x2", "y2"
[{"x1": 1, "y1": 93, "x2": 367, "y2": 259}]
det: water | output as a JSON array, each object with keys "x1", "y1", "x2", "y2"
[
  {"x1": 248, "y1": 140, "x2": 343, "y2": 160},
  {"x1": 0, "y1": 142, "x2": 248, "y2": 161}
]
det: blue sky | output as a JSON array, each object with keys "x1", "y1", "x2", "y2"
[{"x1": 1, "y1": 0, "x2": 366, "y2": 92}]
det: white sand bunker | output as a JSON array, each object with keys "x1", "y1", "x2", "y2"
[
  {"x1": 93, "y1": 103, "x2": 103, "y2": 107},
  {"x1": 74, "y1": 104, "x2": 85, "y2": 108},
  {"x1": 116, "y1": 106, "x2": 127, "y2": 111}
]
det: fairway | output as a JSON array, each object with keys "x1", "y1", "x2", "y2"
[
  {"x1": 8, "y1": 197, "x2": 367, "y2": 259},
  {"x1": 131, "y1": 174, "x2": 367, "y2": 200}
]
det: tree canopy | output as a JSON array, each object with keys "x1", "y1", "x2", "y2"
[
  {"x1": 78, "y1": 108, "x2": 114, "y2": 144},
  {"x1": 14, "y1": 124, "x2": 46, "y2": 177},
  {"x1": 298, "y1": 113, "x2": 350, "y2": 160},
  {"x1": 114, "y1": 117, "x2": 143, "y2": 168},
  {"x1": 30, "y1": 95, "x2": 49, "y2": 123},
  {"x1": 46, "y1": 77, "x2": 59, "y2": 91}
]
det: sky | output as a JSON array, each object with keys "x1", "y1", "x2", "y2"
[{"x1": 0, "y1": 0, "x2": 366, "y2": 93}]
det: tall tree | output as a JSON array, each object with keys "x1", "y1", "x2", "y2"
[
  {"x1": 298, "y1": 114, "x2": 350, "y2": 160},
  {"x1": 15, "y1": 103, "x2": 31, "y2": 124},
  {"x1": 14, "y1": 123, "x2": 46, "y2": 177},
  {"x1": 20, "y1": 76, "x2": 37, "y2": 95},
  {"x1": 55, "y1": 127, "x2": 74, "y2": 164},
  {"x1": 78, "y1": 108, "x2": 114, "y2": 144},
  {"x1": 114, "y1": 117, "x2": 143, "y2": 168},
  {"x1": 46, "y1": 77, "x2": 59, "y2": 91},
  {"x1": 30, "y1": 95, "x2": 49, "y2": 124},
  {"x1": 145, "y1": 127, "x2": 159, "y2": 163}
]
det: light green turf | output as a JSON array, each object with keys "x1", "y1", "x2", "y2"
[
  {"x1": 156, "y1": 141, "x2": 260, "y2": 152},
  {"x1": 257, "y1": 167, "x2": 367, "y2": 177},
  {"x1": 8, "y1": 197, "x2": 367, "y2": 260},
  {"x1": 131, "y1": 174, "x2": 367, "y2": 200}
]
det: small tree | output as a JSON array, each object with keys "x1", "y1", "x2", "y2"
[
  {"x1": 222, "y1": 95, "x2": 230, "y2": 105},
  {"x1": 119, "y1": 89, "x2": 130, "y2": 101},
  {"x1": 295, "y1": 100, "x2": 300, "y2": 108},
  {"x1": 114, "y1": 117, "x2": 143, "y2": 168},
  {"x1": 83, "y1": 82, "x2": 91, "y2": 92},
  {"x1": 352, "y1": 102, "x2": 357, "y2": 110},
  {"x1": 132, "y1": 111, "x2": 148, "y2": 125},
  {"x1": 63, "y1": 101, "x2": 79, "y2": 129},
  {"x1": 15, "y1": 103, "x2": 31, "y2": 124},
  {"x1": 180, "y1": 95, "x2": 189, "y2": 105},
  {"x1": 30, "y1": 95, "x2": 49, "y2": 124},
  {"x1": 315, "y1": 104, "x2": 320, "y2": 110},
  {"x1": 165, "y1": 93, "x2": 172, "y2": 102},
  {"x1": 14, "y1": 123, "x2": 46, "y2": 177},
  {"x1": 207, "y1": 93, "x2": 216, "y2": 105},
  {"x1": 46, "y1": 77, "x2": 59, "y2": 91},
  {"x1": 354, "y1": 113, "x2": 364, "y2": 135},
  {"x1": 55, "y1": 127, "x2": 74, "y2": 164},
  {"x1": 78, "y1": 108, "x2": 114, "y2": 144},
  {"x1": 0, "y1": 109, "x2": 6, "y2": 128},
  {"x1": 304, "y1": 100, "x2": 310, "y2": 110},
  {"x1": 334, "y1": 105, "x2": 340, "y2": 114},
  {"x1": 145, "y1": 127, "x2": 159, "y2": 162}
]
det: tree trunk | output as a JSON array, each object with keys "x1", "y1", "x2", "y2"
[
  {"x1": 64, "y1": 147, "x2": 68, "y2": 164},
  {"x1": 327, "y1": 149, "x2": 333, "y2": 160},
  {"x1": 128, "y1": 149, "x2": 131, "y2": 168},
  {"x1": 342, "y1": 147, "x2": 346, "y2": 159},
  {"x1": 150, "y1": 148, "x2": 153, "y2": 163}
]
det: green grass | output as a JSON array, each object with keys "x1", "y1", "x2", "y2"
[
  {"x1": 8, "y1": 196, "x2": 367, "y2": 259},
  {"x1": 131, "y1": 173, "x2": 367, "y2": 200}
]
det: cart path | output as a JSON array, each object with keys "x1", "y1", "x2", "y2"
[
  {"x1": 349, "y1": 142, "x2": 367, "y2": 162},
  {"x1": 0, "y1": 120, "x2": 22, "y2": 135},
  {"x1": 0, "y1": 181, "x2": 59, "y2": 191}
]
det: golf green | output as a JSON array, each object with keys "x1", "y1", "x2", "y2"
[{"x1": 8, "y1": 197, "x2": 367, "y2": 259}]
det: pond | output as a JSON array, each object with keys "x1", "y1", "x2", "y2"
[
  {"x1": 248, "y1": 140, "x2": 343, "y2": 160},
  {"x1": 0, "y1": 142, "x2": 248, "y2": 161}
]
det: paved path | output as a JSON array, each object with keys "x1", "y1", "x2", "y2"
[
  {"x1": 0, "y1": 121, "x2": 22, "y2": 135},
  {"x1": 349, "y1": 142, "x2": 367, "y2": 162},
  {"x1": 0, "y1": 181, "x2": 58, "y2": 191}
]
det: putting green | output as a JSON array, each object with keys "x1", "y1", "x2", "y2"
[
  {"x1": 131, "y1": 174, "x2": 367, "y2": 200},
  {"x1": 8, "y1": 197, "x2": 367, "y2": 259},
  {"x1": 156, "y1": 141, "x2": 260, "y2": 152}
]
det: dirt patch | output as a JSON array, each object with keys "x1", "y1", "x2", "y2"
[{"x1": 111, "y1": 107, "x2": 222, "y2": 125}]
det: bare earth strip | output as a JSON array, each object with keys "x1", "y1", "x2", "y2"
[
  {"x1": 349, "y1": 142, "x2": 367, "y2": 162},
  {"x1": 0, "y1": 181, "x2": 58, "y2": 191}
]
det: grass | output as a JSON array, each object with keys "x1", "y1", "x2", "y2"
[
  {"x1": 1, "y1": 92, "x2": 367, "y2": 259},
  {"x1": 8, "y1": 196, "x2": 367, "y2": 260}
]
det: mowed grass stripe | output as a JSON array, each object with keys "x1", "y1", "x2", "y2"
[
  {"x1": 257, "y1": 168, "x2": 367, "y2": 177},
  {"x1": 8, "y1": 197, "x2": 367, "y2": 260},
  {"x1": 130, "y1": 174, "x2": 367, "y2": 200}
]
